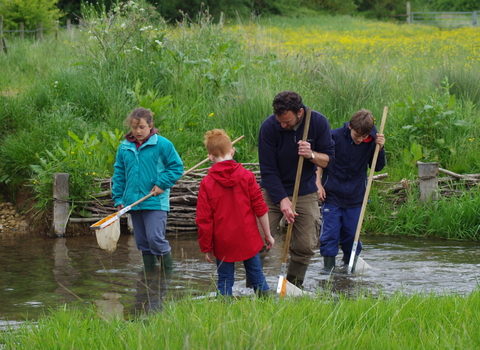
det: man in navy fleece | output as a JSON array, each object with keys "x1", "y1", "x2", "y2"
[
  {"x1": 258, "y1": 91, "x2": 335, "y2": 287},
  {"x1": 317, "y1": 109, "x2": 386, "y2": 273}
]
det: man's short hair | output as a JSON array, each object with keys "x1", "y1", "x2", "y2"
[
  {"x1": 204, "y1": 129, "x2": 232, "y2": 158},
  {"x1": 349, "y1": 109, "x2": 374, "y2": 136},
  {"x1": 272, "y1": 91, "x2": 303, "y2": 116}
]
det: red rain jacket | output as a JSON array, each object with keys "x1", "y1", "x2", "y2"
[{"x1": 196, "y1": 160, "x2": 268, "y2": 262}]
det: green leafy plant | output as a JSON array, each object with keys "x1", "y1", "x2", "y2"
[
  {"x1": 29, "y1": 130, "x2": 123, "y2": 217},
  {"x1": 395, "y1": 77, "x2": 468, "y2": 166},
  {"x1": 130, "y1": 80, "x2": 173, "y2": 128},
  {"x1": 402, "y1": 141, "x2": 423, "y2": 167}
]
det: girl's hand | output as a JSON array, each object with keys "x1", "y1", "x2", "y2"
[
  {"x1": 116, "y1": 205, "x2": 124, "y2": 211},
  {"x1": 151, "y1": 185, "x2": 164, "y2": 196},
  {"x1": 204, "y1": 251, "x2": 214, "y2": 263}
]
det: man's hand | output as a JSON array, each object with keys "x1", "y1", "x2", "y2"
[
  {"x1": 297, "y1": 140, "x2": 313, "y2": 159},
  {"x1": 280, "y1": 197, "x2": 298, "y2": 224}
]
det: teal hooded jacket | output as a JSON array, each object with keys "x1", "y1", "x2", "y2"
[{"x1": 112, "y1": 134, "x2": 184, "y2": 211}]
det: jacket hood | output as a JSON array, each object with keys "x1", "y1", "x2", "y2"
[{"x1": 208, "y1": 160, "x2": 243, "y2": 188}]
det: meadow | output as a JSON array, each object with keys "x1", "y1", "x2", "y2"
[{"x1": 1, "y1": 4, "x2": 480, "y2": 237}]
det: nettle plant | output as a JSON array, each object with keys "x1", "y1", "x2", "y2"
[
  {"x1": 396, "y1": 77, "x2": 468, "y2": 167},
  {"x1": 29, "y1": 130, "x2": 123, "y2": 217},
  {"x1": 78, "y1": 0, "x2": 166, "y2": 64}
]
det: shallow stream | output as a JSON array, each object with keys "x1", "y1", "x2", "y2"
[{"x1": 1, "y1": 232, "x2": 479, "y2": 325}]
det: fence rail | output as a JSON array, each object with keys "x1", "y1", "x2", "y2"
[
  {"x1": 410, "y1": 11, "x2": 478, "y2": 27},
  {"x1": 0, "y1": 15, "x2": 82, "y2": 53}
]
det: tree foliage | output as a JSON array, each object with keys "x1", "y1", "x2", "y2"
[
  {"x1": 0, "y1": 0, "x2": 62, "y2": 30},
  {"x1": 427, "y1": 0, "x2": 480, "y2": 11}
]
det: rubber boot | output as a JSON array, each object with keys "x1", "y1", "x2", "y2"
[
  {"x1": 321, "y1": 256, "x2": 335, "y2": 275},
  {"x1": 257, "y1": 289, "x2": 274, "y2": 299},
  {"x1": 159, "y1": 251, "x2": 174, "y2": 274},
  {"x1": 286, "y1": 260, "x2": 309, "y2": 288},
  {"x1": 142, "y1": 254, "x2": 157, "y2": 272}
]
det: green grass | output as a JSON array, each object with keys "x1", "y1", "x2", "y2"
[{"x1": 1, "y1": 290, "x2": 480, "y2": 349}]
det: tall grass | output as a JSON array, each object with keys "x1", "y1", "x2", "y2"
[
  {"x1": 2, "y1": 290, "x2": 480, "y2": 349},
  {"x1": 0, "y1": 11, "x2": 479, "y2": 237},
  {"x1": 365, "y1": 186, "x2": 480, "y2": 240}
]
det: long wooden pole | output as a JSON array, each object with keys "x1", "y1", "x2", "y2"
[
  {"x1": 347, "y1": 106, "x2": 388, "y2": 273},
  {"x1": 278, "y1": 108, "x2": 312, "y2": 297}
]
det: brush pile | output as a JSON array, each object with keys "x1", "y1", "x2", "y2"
[{"x1": 75, "y1": 163, "x2": 262, "y2": 232}]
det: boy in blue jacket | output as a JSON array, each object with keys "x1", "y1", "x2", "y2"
[{"x1": 317, "y1": 109, "x2": 385, "y2": 273}]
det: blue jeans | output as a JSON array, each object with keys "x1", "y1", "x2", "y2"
[
  {"x1": 216, "y1": 253, "x2": 270, "y2": 296},
  {"x1": 320, "y1": 203, "x2": 362, "y2": 259},
  {"x1": 130, "y1": 210, "x2": 171, "y2": 256}
]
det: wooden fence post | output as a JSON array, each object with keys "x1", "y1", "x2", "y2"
[
  {"x1": 37, "y1": 22, "x2": 42, "y2": 41},
  {"x1": 67, "y1": 19, "x2": 72, "y2": 39},
  {"x1": 68, "y1": 19, "x2": 75, "y2": 39},
  {"x1": 53, "y1": 173, "x2": 70, "y2": 237},
  {"x1": 20, "y1": 22, "x2": 24, "y2": 40},
  {"x1": 0, "y1": 16, "x2": 3, "y2": 54},
  {"x1": 417, "y1": 161, "x2": 438, "y2": 202},
  {"x1": 406, "y1": 1, "x2": 411, "y2": 24}
]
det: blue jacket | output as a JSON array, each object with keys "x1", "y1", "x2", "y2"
[
  {"x1": 258, "y1": 107, "x2": 335, "y2": 205},
  {"x1": 112, "y1": 134, "x2": 184, "y2": 211},
  {"x1": 322, "y1": 122, "x2": 386, "y2": 209}
]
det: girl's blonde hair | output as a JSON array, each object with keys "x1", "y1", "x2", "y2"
[{"x1": 204, "y1": 129, "x2": 231, "y2": 158}]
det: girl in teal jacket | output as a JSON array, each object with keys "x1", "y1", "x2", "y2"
[{"x1": 112, "y1": 108, "x2": 184, "y2": 271}]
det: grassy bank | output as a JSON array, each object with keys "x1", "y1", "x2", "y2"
[
  {"x1": 0, "y1": 7, "x2": 479, "y2": 237},
  {"x1": 1, "y1": 290, "x2": 480, "y2": 349}
]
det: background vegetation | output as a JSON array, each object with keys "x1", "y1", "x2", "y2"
[
  {"x1": 0, "y1": 1, "x2": 479, "y2": 238},
  {"x1": 1, "y1": 0, "x2": 479, "y2": 27}
]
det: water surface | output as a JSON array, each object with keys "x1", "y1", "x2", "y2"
[{"x1": 1, "y1": 232, "x2": 479, "y2": 324}]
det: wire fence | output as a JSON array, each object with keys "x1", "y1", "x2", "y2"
[
  {"x1": 0, "y1": 16, "x2": 82, "y2": 53},
  {"x1": 410, "y1": 11, "x2": 478, "y2": 28}
]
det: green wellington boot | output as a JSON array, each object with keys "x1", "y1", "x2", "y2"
[
  {"x1": 257, "y1": 289, "x2": 275, "y2": 299},
  {"x1": 159, "y1": 251, "x2": 174, "y2": 274},
  {"x1": 321, "y1": 256, "x2": 335, "y2": 275},
  {"x1": 142, "y1": 254, "x2": 158, "y2": 271}
]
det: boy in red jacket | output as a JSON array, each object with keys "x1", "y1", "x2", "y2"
[{"x1": 196, "y1": 129, "x2": 275, "y2": 297}]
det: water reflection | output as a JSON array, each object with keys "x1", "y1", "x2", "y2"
[{"x1": 1, "y1": 232, "x2": 479, "y2": 322}]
